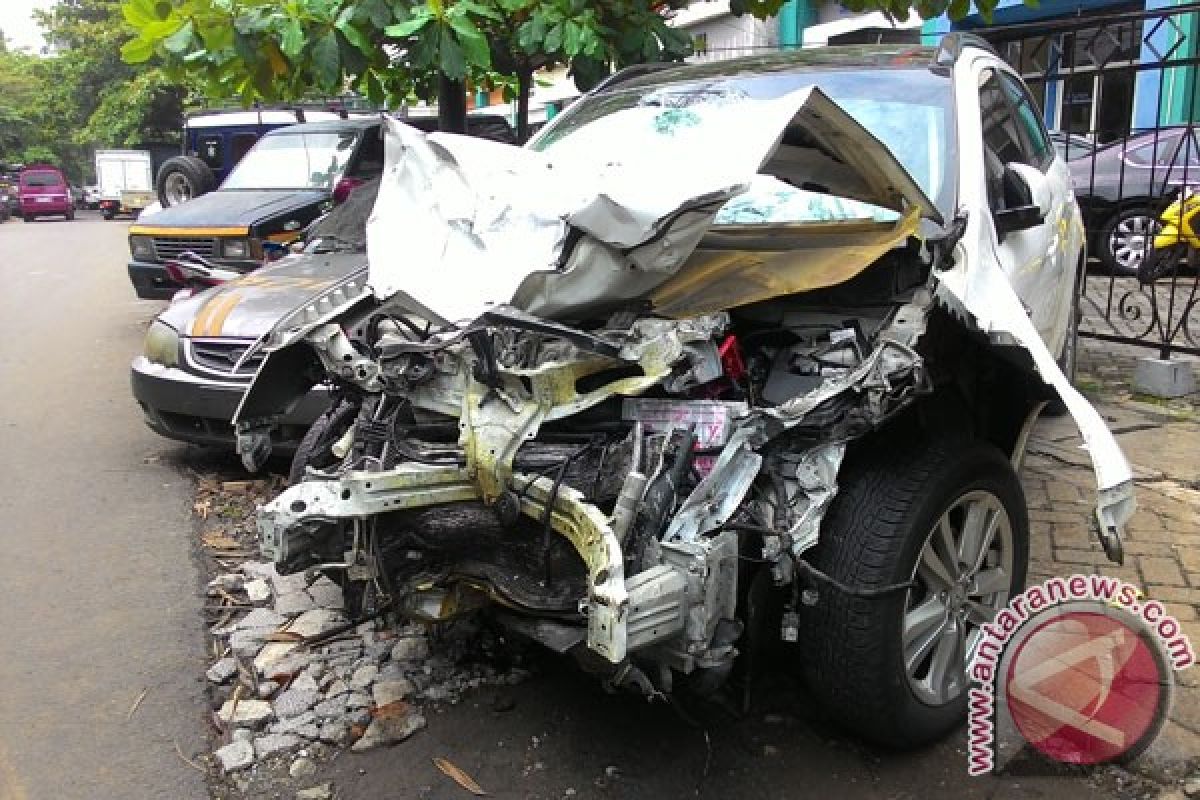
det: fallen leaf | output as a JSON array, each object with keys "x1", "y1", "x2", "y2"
[
  {"x1": 265, "y1": 631, "x2": 305, "y2": 643},
  {"x1": 201, "y1": 532, "x2": 242, "y2": 550},
  {"x1": 433, "y1": 757, "x2": 486, "y2": 796},
  {"x1": 370, "y1": 700, "x2": 410, "y2": 720},
  {"x1": 349, "y1": 723, "x2": 366, "y2": 741}
]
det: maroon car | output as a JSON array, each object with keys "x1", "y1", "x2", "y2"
[{"x1": 18, "y1": 165, "x2": 75, "y2": 222}]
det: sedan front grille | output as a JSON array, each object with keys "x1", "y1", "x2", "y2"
[
  {"x1": 153, "y1": 236, "x2": 217, "y2": 260},
  {"x1": 188, "y1": 339, "x2": 265, "y2": 377}
]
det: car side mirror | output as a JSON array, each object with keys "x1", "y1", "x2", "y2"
[{"x1": 994, "y1": 162, "x2": 1051, "y2": 240}]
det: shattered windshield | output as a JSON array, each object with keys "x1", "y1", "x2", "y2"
[
  {"x1": 222, "y1": 131, "x2": 359, "y2": 191},
  {"x1": 531, "y1": 67, "x2": 955, "y2": 221}
]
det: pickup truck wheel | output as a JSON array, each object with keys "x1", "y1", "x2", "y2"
[
  {"x1": 288, "y1": 402, "x2": 357, "y2": 485},
  {"x1": 156, "y1": 155, "x2": 215, "y2": 207},
  {"x1": 22, "y1": 214, "x2": 32, "y2": 223},
  {"x1": 800, "y1": 436, "x2": 1028, "y2": 748}
]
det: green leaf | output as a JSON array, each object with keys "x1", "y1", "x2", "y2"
[
  {"x1": 544, "y1": 22, "x2": 562, "y2": 53},
  {"x1": 120, "y1": 37, "x2": 155, "y2": 63},
  {"x1": 198, "y1": 19, "x2": 234, "y2": 52},
  {"x1": 562, "y1": 21, "x2": 581, "y2": 55},
  {"x1": 312, "y1": 29, "x2": 341, "y2": 90},
  {"x1": 163, "y1": 20, "x2": 195, "y2": 53},
  {"x1": 336, "y1": 17, "x2": 372, "y2": 51},
  {"x1": 437, "y1": 26, "x2": 466, "y2": 79},
  {"x1": 384, "y1": 13, "x2": 431, "y2": 38},
  {"x1": 947, "y1": 0, "x2": 969, "y2": 17},
  {"x1": 358, "y1": 0, "x2": 393, "y2": 28},
  {"x1": 122, "y1": 0, "x2": 158, "y2": 28},
  {"x1": 447, "y1": 15, "x2": 490, "y2": 68},
  {"x1": 280, "y1": 18, "x2": 305, "y2": 58}
]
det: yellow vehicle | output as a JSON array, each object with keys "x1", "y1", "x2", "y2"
[{"x1": 1145, "y1": 187, "x2": 1200, "y2": 282}]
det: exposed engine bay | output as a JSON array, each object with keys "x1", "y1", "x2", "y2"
[{"x1": 232, "y1": 86, "x2": 1135, "y2": 700}]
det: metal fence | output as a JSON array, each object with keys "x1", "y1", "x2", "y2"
[{"x1": 982, "y1": 4, "x2": 1200, "y2": 358}]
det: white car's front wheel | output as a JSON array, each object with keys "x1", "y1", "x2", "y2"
[{"x1": 800, "y1": 434, "x2": 1029, "y2": 747}]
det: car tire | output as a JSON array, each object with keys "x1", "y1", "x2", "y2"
[
  {"x1": 65, "y1": 208, "x2": 74, "y2": 221},
  {"x1": 156, "y1": 155, "x2": 215, "y2": 208},
  {"x1": 800, "y1": 434, "x2": 1028, "y2": 748},
  {"x1": 1100, "y1": 207, "x2": 1159, "y2": 275},
  {"x1": 288, "y1": 402, "x2": 358, "y2": 485},
  {"x1": 22, "y1": 214, "x2": 32, "y2": 222}
]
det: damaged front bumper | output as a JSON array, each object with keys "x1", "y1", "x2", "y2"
[{"x1": 260, "y1": 464, "x2": 737, "y2": 668}]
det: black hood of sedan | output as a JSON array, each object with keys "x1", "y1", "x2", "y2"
[{"x1": 139, "y1": 188, "x2": 330, "y2": 232}]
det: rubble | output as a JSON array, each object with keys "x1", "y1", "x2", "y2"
[
  {"x1": 296, "y1": 784, "x2": 334, "y2": 800},
  {"x1": 198, "y1": 546, "x2": 532, "y2": 786},
  {"x1": 215, "y1": 740, "x2": 255, "y2": 773}
]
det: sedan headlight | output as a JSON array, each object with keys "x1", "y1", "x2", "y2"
[
  {"x1": 130, "y1": 235, "x2": 155, "y2": 259},
  {"x1": 143, "y1": 320, "x2": 180, "y2": 367},
  {"x1": 221, "y1": 238, "x2": 250, "y2": 259}
]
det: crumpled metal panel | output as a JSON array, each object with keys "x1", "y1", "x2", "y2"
[{"x1": 365, "y1": 85, "x2": 938, "y2": 323}]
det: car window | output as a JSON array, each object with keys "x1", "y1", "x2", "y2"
[
  {"x1": 999, "y1": 72, "x2": 1053, "y2": 169},
  {"x1": 1126, "y1": 133, "x2": 1182, "y2": 167},
  {"x1": 979, "y1": 70, "x2": 1029, "y2": 212},
  {"x1": 223, "y1": 131, "x2": 359, "y2": 190},
  {"x1": 20, "y1": 171, "x2": 63, "y2": 187},
  {"x1": 347, "y1": 128, "x2": 384, "y2": 179}
]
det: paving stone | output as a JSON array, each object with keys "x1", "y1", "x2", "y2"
[
  {"x1": 318, "y1": 721, "x2": 349, "y2": 745},
  {"x1": 245, "y1": 579, "x2": 272, "y2": 603},
  {"x1": 350, "y1": 665, "x2": 378, "y2": 690},
  {"x1": 391, "y1": 636, "x2": 430, "y2": 662},
  {"x1": 237, "y1": 607, "x2": 287, "y2": 631},
  {"x1": 296, "y1": 784, "x2": 334, "y2": 800},
  {"x1": 290, "y1": 756, "x2": 318, "y2": 780},
  {"x1": 308, "y1": 577, "x2": 345, "y2": 609},
  {"x1": 350, "y1": 712, "x2": 426, "y2": 752},
  {"x1": 372, "y1": 678, "x2": 414, "y2": 708},
  {"x1": 275, "y1": 687, "x2": 319, "y2": 719},
  {"x1": 215, "y1": 740, "x2": 255, "y2": 773},
  {"x1": 1141, "y1": 556, "x2": 1187, "y2": 586},
  {"x1": 206, "y1": 657, "x2": 238, "y2": 684},
  {"x1": 313, "y1": 695, "x2": 349, "y2": 721},
  {"x1": 325, "y1": 678, "x2": 349, "y2": 697},
  {"x1": 346, "y1": 691, "x2": 371, "y2": 710},
  {"x1": 254, "y1": 733, "x2": 304, "y2": 759},
  {"x1": 218, "y1": 698, "x2": 274, "y2": 728},
  {"x1": 276, "y1": 591, "x2": 318, "y2": 616},
  {"x1": 290, "y1": 609, "x2": 349, "y2": 639},
  {"x1": 255, "y1": 642, "x2": 300, "y2": 675}
]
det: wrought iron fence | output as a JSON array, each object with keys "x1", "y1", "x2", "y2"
[{"x1": 982, "y1": 4, "x2": 1200, "y2": 358}]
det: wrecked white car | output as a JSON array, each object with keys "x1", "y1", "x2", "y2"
[{"x1": 233, "y1": 38, "x2": 1134, "y2": 747}]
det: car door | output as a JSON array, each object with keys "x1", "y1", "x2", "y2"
[{"x1": 975, "y1": 64, "x2": 1076, "y2": 352}]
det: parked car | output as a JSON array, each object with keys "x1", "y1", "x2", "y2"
[
  {"x1": 17, "y1": 164, "x2": 74, "y2": 221},
  {"x1": 128, "y1": 114, "x2": 516, "y2": 300},
  {"x1": 82, "y1": 185, "x2": 102, "y2": 209},
  {"x1": 130, "y1": 179, "x2": 376, "y2": 451},
  {"x1": 232, "y1": 37, "x2": 1133, "y2": 750},
  {"x1": 1069, "y1": 126, "x2": 1200, "y2": 274},
  {"x1": 1050, "y1": 130, "x2": 1095, "y2": 162}
]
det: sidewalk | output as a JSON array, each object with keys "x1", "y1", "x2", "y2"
[{"x1": 1020, "y1": 336, "x2": 1199, "y2": 772}]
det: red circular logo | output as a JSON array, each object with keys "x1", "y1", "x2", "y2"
[{"x1": 1005, "y1": 609, "x2": 1169, "y2": 764}]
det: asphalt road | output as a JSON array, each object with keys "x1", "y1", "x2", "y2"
[{"x1": 0, "y1": 212, "x2": 207, "y2": 800}]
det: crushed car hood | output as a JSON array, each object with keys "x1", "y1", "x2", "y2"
[
  {"x1": 367, "y1": 86, "x2": 940, "y2": 323},
  {"x1": 159, "y1": 252, "x2": 367, "y2": 340}
]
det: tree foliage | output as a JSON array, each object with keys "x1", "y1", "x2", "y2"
[{"x1": 0, "y1": 0, "x2": 187, "y2": 180}]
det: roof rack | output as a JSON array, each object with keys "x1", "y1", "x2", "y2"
[{"x1": 933, "y1": 32, "x2": 998, "y2": 66}]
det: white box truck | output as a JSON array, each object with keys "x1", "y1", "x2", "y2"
[{"x1": 95, "y1": 149, "x2": 154, "y2": 219}]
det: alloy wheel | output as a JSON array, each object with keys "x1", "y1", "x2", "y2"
[
  {"x1": 1109, "y1": 214, "x2": 1160, "y2": 272},
  {"x1": 164, "y1": 172, "x2": 193, "y2": 205},
  {"x1": 902, "y1": 489, "x2": 1014, "y2": 706}
]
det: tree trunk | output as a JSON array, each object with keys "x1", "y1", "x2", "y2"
[
  {"x1": 516, "y1": 63, "x2": 533, "y2": 144},
  {"x1": 437, "y1": 74, "x2": 467, "y2": 133}
]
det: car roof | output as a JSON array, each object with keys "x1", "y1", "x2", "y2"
[{"x1": 603, "y1": 45, "x2": 942, "y2": 95}]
